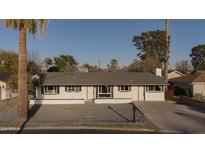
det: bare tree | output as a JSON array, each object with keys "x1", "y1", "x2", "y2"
[
  {"x1": 143, "y1": 57, "x2": 162, "y2": 72},
  {"x1": 175, "y1": 60, "x2": 193, "y2": 75},
  {"x1": 27, "y1": 50, "x2": 41, "y2": 64},
  {"x1": 127, "y1": 59, "x2": 143, "y2": 72}
]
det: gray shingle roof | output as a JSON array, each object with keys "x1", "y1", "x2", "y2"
[
  {"x1": 0, "y1": 72, "x2": 11, "y2": 81},
  {"x1": 41, "y1": 72, "x2": 167, "y2": 86}
]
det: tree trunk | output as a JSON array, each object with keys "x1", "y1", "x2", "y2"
[
  {"x1": 164, "y1": 19, "x2": 169, "y2": 82},
  {"x1": 18, "y1": 24, "x2": 28, "y2": 119}
]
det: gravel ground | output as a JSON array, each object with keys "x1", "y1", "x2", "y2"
[{"x1": 0, "y1": 103, "x2": 19, "y2": 124}]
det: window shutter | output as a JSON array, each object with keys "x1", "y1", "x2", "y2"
[
  {"x1": 45, "y1": 86, "x2": 47, "y2": 93},
  {"x1": 41, "y1": 87, "x2": 44, "y2": 94},
  {"x1": 57, "y1": 86, "x2": 60, "y2": 94},
  {"x1": 118, "y1": 86, "x2": 120, "y2": 91},
  {"x1": 65, "y1": 86, "x2": 67, "y2": 92}
]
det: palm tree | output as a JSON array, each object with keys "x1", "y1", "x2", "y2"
[
  {"x1": 3, "y1": 19, "x2": 47, "y2": 120},
  {"x1": 164, "y1": 19, "x2": 169, "y2": 82}
]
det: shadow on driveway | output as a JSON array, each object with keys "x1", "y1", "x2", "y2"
[
  {"x1": 16, "y1": 103, "x2": 155, "y2": 134},
  {"x1": 174, "y1": 98, "x2": 205, "y2": 114},
  {"x1": 175, "y1": 111, "x2": 205, "y2": 125},
  {"x1": 107, "y1": 103, "x2": 148, "y2": 123},
  {"x1": 17, "y1": 104, "x2": 42, "y2": 134}
]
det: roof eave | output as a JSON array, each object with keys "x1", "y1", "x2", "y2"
[{"x1": 41, "y1": 83, "x2": 168, "y2": 86}]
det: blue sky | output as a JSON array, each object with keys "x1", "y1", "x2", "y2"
[{"x1": 0, "y1": 19, "x2": 205, "y2": 68}]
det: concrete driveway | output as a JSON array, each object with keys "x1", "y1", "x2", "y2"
[
  {"x1": 27, "y1": 103, "x2": 148, "y2": 123},
  {"x1": 134, "y1": 101, "x2": 205, "y2": 133},
  {"x1": 0, "y1": 103, "x2": 157, "y2": 133},
  {"x1": 2, "y1": 100, "x2": 205, "y2": 133}
]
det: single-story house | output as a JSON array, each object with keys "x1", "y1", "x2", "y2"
[
  {"x1": 30, "y1": 71, "x2": 167, "y2": 104},
  {"x1": 169, "y1": 72, "x2": 205, "y2": 97},
  {"x1": 0, "y1": 72, "x2": 17, "y2": 100},
  {"x1": 168, "y1": 70, "x2": 185, "y2": 80}
]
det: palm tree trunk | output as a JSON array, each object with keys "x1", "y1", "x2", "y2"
[
  {"x1": 18, "y1": 24, "x2": 28, "y2": 119},
  {"x1": 164, "y1": 19, "x2": 169, "y2": 82}
]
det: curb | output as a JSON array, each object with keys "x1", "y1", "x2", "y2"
[
  {"x1": 23, "y1": 126, "x2": 158, "y2": 133},
  {"x1": 0, "y1": 125, "x2": 157, "y2": 133},
  {"x1": 0, "y1": 126, "x2": 180, "y2": 133}
]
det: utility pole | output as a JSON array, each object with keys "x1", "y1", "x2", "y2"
[
  {"x1": 98, "y1": 60, "x2": 101, "y2": 68},
  {"x1": 164, "y1": 19, "x2": 169, "y2": 82}
]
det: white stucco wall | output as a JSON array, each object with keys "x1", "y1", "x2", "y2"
[
  {"x1": 138, "y1": 86, "x2": 145, "y2": 101},
  {"x1": 0, "y1": 81, "x2": 7, "y2": 100},
  {"x1": 145, "y1": 91, "x2": 165, "y2": 101},
  {"x1": 33, "y1": 85, "x2": 165, "y2": 104},
  {"x1": 39, "y1": 86, "x2": 86, "y2": 100},
  {"x1": 30, "y1": 99, "x2": 84, "y2": 104},
  {"x1": 0, "y1": 81, "x2": 17, "y2": 100},
  {"x1": 193, "y1": 82, "x2": 205, "y2": 96},
  {"x1": 112, "y1": 86, "x2": 139, "y2": 101},
  {"x1": 95, "y1": 98, "x2": 132, "y2": 104},
  {"x1": 87, "y1": 86, "x2": 94, "y2": 100}
]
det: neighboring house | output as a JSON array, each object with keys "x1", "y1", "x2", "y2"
[
  {"x1": 78, "y1": 67, "x2": 89, "y2": 72},
  {"x1": 30, "y1": 71, "x2": 167, "y2": 104},
  {"x1": 169, "y1": 73, "x2": 205, "y2": 97},
  {"x1": 0, "y1": 72, "x2": 17, "y2": 100},
  {"x1": 168, "y1": 70, "x2": 185, "y2": 80}
]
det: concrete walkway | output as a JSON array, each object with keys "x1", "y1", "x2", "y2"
[{"x1": 134, "y1": 101, "x2": 205, "y2": 133}]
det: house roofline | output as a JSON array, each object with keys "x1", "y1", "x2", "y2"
[
  {"x1": 169, "y1": 70, "x2": 185, "y2": 76},
  {"x1": 41, "y1": 83, "x2": 168, "y2": 86}
]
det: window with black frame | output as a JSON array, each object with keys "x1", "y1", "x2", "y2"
[
  {"x1": 118, "y1": 85, "x2": 131, "y2": 92},
  {"x1": 65, "y1": 86, "x2": 81, "y2": 92},
  {"x1": 146, "y1": 85, "x2": 162, "y2": 92},
  {"x1": 98, "y1": 85, "x2": 112, "y2": 98},
  {"x1": 43, "y1": 86, "x2": 59, "y2": 94}
]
